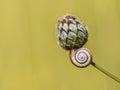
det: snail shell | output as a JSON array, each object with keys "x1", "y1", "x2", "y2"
[{"x1": 70, "y1": 48, "x2": 92, "y2": 68}]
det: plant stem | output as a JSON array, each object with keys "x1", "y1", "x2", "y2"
[{"x1": 91, "y1": 61, "x2": 120, "y2": 84}]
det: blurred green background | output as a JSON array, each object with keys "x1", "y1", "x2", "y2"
[{"x1": 0, "y1": 0, "x2": 120, "y2": 90}]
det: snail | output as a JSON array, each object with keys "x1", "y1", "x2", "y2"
[{"x1": 70, "y1": 48, "x2": 92, "y2": 68}]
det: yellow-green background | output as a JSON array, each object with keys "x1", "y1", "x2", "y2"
[{"x1": 0, "y1": 0, "x2": 120, "y2": 90}]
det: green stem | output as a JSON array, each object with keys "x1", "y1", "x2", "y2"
[{"x1": 91, "y1": 61, "x2": 120, "y2": 84}]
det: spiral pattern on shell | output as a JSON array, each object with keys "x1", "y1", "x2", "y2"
[
  {"x1": 57, "y1": 14, "x2": 88, "y2": 50},
  {"x1": 70, "y1": 48, "x2": 92, "y2": 68}
]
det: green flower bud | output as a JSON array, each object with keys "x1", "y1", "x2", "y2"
[{"x1": 57, "y1": 14, "x2": 88, "y2": 50}]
